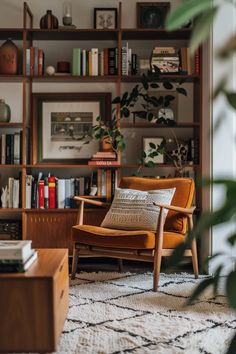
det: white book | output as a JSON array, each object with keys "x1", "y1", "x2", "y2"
[
  {"x1": 25, "y1": 175, "x2": 33, "y2": 209},
  {"x1": 128, "y1": 48, "x2": 132, "y2": 75},
  {"x1": 0, "y1": 240, "x2": 32, "y2": 261},
  {"x1": 22, "y1": 250, "x2": 38, "y2": 271},
  {"x1": 13, "y1": 179, "x2": 19, "y2": 208},
  {"x1": 8, "y1": 177, "x2": 14, "y2": 208},
  {"x1": 57, "y1": 179, "x2": 65, "y2": 209},
  {"x1": 126, "y1": 42, "x2": 129, "y2": 75},
  {"x1": 13, "y1": 133, "x2": 20, "y2": 164},
  {"x1": 70, "y1": 178, "x2": 75, "y2": 197},
  {"x1": 1, "y1": 133, "x2": 6, "y2": 164},
  {"x1": 91, "y1": 48, "x2": 98, "y2": 76}
]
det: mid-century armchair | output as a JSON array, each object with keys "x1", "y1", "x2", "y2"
[{"x1": 71, "y1": 177, "x2": 198, "y2": 291}]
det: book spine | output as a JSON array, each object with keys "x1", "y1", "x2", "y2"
[
  {"x1": 88, "y1": 50, "x2": 92, "y2": 76},
  {"x1": 26, "y1": 48, "x2": 30, "y2": 76},
  {"x1": 1, "y1": 133, "x2": 6, "y2": 164},
  {"x1": 34, "y1": 47, "x2": 39, "y2": 76},
  {"x1": 82, "y1": 49, "x2": 86, "y2": 76},
  {"x1": 79, "y1": 177, "x2": 85, "y2": 195},
  {"x1": 72, "y1": 48, "x2": 81, "y2": 76},
  {"x1": 44, "y1": 177, "x2": 49, "y2": 209},
  {"x1": 100, "y1": 50, "x2": 104, "y2": 76},
  {"x1": 5, "y1": 134, "x2": 14, "y2": 164},
  {"x1": 13, "y1": 179, "x2": 20, "y2": 208},
  {"x1": 48, "y1": 176, "x2": 56, "y2": 208},
  {"x1": 88, "y1": 160, "x2": 120, "y2": 166},
  {"x1": 31, "y1": 180, "x2": 37, "y2": 208},
  {"x1": 108, "y1": 48, "x2": 116, "y2": 75},
  {"x1": 38, "y1": 179, "x2": 44, "y2": 209},
  {"x1": 25, "y1": 175, "x2": 33, "y2": 209},
  {"x1": 30, "y1": 47, "x2": 34, "y2": 76},
  {"x1": 38, "y1": 49, "x2": 44, "y2": 76},
  {"x1": 13, "y1": 133, "x2": 20, "y2": 164},
  {"x1": 58, "y1": 179, "x2": 66, "y2": 208},
  {"x1": 8, "y1": 177, "x2": 14, "y2": 208},
  {"x1": 104, "y1": 48, "x2": 108, "y2": 75},
  {"x1": 91, "y1": 48, "x2": 98, "y2": 76}
]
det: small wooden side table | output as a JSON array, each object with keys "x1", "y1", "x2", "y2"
[{"x1": 0, "y1": 249, "x2": 69, "y2": 353}]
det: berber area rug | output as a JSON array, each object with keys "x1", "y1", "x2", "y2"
[{"x1": 57, "y1": 272, "x2": 236, "y2": 354}]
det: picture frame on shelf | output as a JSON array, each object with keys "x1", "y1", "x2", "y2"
[
  {"x1": 143, "y1": 137, "x2": 164, "y2": 164},
  {"x1": 94, "y1": 8, "x2": 118, "y2": 29},
  {"x1": 136, "y1": 2, "x2": 170, "y2": 29},
  {"x1": 32, "y1": 92, "x2": 111, "y2": 164}
]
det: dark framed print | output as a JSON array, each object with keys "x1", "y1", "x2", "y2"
[
  {"x1": 136, "y1": 2, "x2": 170, "y2": 29},
  {"x1": 94, "y1": 8, "x2": 118, "y2": 29},
  {"x1": 32, "y1": 92, "x2": 111, "y2": 164},
  {"x1": 143, "y1": 137, "x2": 164, "y2": 164}
]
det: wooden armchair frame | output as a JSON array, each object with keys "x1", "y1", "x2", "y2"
[{"x1": 71, "y1": 196, "x2": 198, "y2": 291}]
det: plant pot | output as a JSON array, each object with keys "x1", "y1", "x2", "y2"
[
  {"x1": 0, "y1": 99, "x2": 11, "y2": 122},
  {"x1": 100, "y1": 136, "x2": 113, "y2": 152},
  {"x1": 40, "y1": 10, "x2": 59, "y2": 29},
  {"x1": 0, "y1": 39, "x2": 18, "y2": 75}
]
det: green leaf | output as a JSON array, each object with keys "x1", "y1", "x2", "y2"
[
  {"x1": 227, "y1": 332, "x2": 236, "y2": 354},
  {"x1": 122, "y1": 107, "x2": 130, "y2": 118},
  {"x1": 149, "y1": 142, "x2": 156, "y2": 149},
  {"x1": 190, "y1": 7, "x2": 218, "y2": 55},
  {"x1": 112, "y1": 96, "x2": 121, "y2": 104},
  {"x1": 165, "y1": 0, "x2": 212, "y2": 31},
  {"x1": 225, "y1": 91, "x2": 236, "y2": 110},
  {"x1": 163, "y1": 81, "x2": 173, "y2": 90},
  {"x1": 226, "y1": 271, "x2": 236, "y2": 309},
  {"x1": 146, "y1": 161, "x2": 155, "y2": 168},
  {"x1": 167, "y1": 243, "x2": 187, "y2": 268},
  {"x1": 176, "y1": 87, "x2": 187, "y2": 96},
  {"x1": 187, "y1": 277, "x2": 214, "y2": 305}
]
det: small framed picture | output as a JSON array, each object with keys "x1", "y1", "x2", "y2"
[
  {"x1": 143, "y1": 137, "x2": 164, "y2": 164},
  {"x1": 136, "y1": 2, "x2": 170, "y2": 29},
  {"x1": 94, "y1": 8, "x2": 118, "y2": 29}
]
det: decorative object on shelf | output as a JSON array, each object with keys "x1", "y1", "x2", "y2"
[
  {"x1": 148, "y1": 90, "x2": 178, "y2": 123},
  {"x1": 94, "y1": 8, "x2": 118, "y2": 29},
  {"x1": 136, "y1": 2, "x2": 170, "y2": 29},
  {"x1": 0, "y1": 220, "x2": 21, "y2": 240},
  {"x1": 143, "y1": 137, "x2": 165, "y2": 164},
  {"x1": 1, "y1": 187, "x2": 9, "y2": 208},
  {"x1": 33, "y1": 92, "x2": 111, "y2": 163},
  {"x1": 0, "y1": 99, "x2": 11, "y2": 122},
  {"x1": 40, "y1": 10, "x2": 59, "y2": 29},
  {"x1": 57, "y1": 61, "x2": 70, "y2": 73},
  {"x1": 100, "y1": 136, "x2": 113, "y2": 152},
  {"x1": 0, "y1": 39, "x2": 18, "y2": 75},
  {"x1": 62, "y1": 2, "x2": 72, "y2": 26},
  {"x1": 151, "y1": 47, "x2": 180, "y2": 73},
  {"x1": 46, "y1": 65, "x2": 56, "y2": 76}
]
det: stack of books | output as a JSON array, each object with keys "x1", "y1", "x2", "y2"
[
  {"x1": 0, "y1": 240, "x2": 37, "y2": 272},
  {"x1": 1, "y1": 132, "x2": 22, "y2": 165},
  {"x1": 88, "y1": 151, "x2": 119, "y2": 166},
  {"x1": 151, "y1": 47, "x2": 180, "y2": 73},
  {"x1": 25, "y1": 47, "x2": 44, "y2": 76}
]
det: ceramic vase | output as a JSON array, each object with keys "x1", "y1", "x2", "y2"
[
  {"x1": 40, "y1": 10, "x2": 59, "y2": 29},
  {"x1": 0, "y1": 99, "x2": 11, "y2": 122},
  {"x1": 0, "y1": 39, "x2": 18, "y2": 75}
]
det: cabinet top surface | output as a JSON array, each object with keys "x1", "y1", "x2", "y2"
[{"x1": 0, "y1": 249, "x2": 68, "y2": 279}]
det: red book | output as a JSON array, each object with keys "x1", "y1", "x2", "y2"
[
  {"x1": 30, "y1": 47, "x2": 34, "y2": 76},
  {"x1": 38, "y1": 180, "x2": 45, "y2": 209},
  {"x1": 38, "y1": 49, "x2": 44, "y2": 76},
  {"x1": 48, "y1": 176, "x2": 56, "y2": 209},
  {"x1": 104, "y1": 48, "x2": 108, "y2": 76}
]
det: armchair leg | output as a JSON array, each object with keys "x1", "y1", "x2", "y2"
[
  {"x1": 153, "y1": 249, "x2": 162, "y2": 292},
  {"x1": 71, "y1": 246, "x2": 79, "y2": 279},
  {"x1": 118, "y1": 259, "x2": 124, "y2": 272},
  {"x1": 191, "y1": 239, "x2": 199, "y2": 279}
]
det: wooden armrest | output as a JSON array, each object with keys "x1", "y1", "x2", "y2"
[
  {"x1": 74, "y1": 196, "x2": 111, "y2": 208},
  {"x1": 153, "y1": 202, "x2": 195, "y2": 215}
]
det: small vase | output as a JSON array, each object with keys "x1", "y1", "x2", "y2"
[
  {"x1": 100, "y1": 136, "x2": 113, "y2": 152},
  {"x1": 62, "y1": 2, "x2": 72, "y2": 26},
  {"x1": 40, "y1": 10, "x2": 59, "y2": 29},
  {"x1": 0, "y1": 99, "x2": 11, "y2": 122},
  {"x1": 0, "y1": 39, "x2": 18, "y2": 75}
]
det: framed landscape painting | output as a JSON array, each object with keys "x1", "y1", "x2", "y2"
[{"x1": 32, "y1": 92, "x2": 111, "y2": 164}]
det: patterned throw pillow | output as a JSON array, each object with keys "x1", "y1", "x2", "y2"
[{"x1": 101, "y1": 187, "x2": 176, "y2": 231}]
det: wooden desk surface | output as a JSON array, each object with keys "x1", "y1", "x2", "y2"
[{"x1": 0, "y1": 248, "x2": 68, "y2": 279}]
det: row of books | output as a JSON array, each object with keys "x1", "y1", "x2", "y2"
[
  {"x1": 1, "y1": 133, "x2": 22, "y2": 165},
  {"x1": 1, "y1": 177, "x2": 21, "y2": 209},
  {"x1": 0, "y1": 240, "x2": 37, "y2": 273},
  {"x1": 150, "y1": 46, "x2": 200, "y2": 75},
  {"x1": 25, "y1": 47, "x2": 44, "y2": 76}
]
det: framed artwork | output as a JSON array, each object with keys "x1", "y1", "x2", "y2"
[
  {"x1": 32, "y1": 92, "x2": 111, "y2": 164},
  {"x1": 136, "y1": 2, "x2": 170, "y2": 29},
  {"x1": 143, "y1": 137, "x2": 164, "y2": 164},
  {"x1": 94, "y1": 8, "x2": 118, "y2": 29},
  {"x1": 149, "y1": 90, "x2": 178, "y2": 123}
]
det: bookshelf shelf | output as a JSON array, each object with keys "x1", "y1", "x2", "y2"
[
  {"x1": 0, "y1": 208, "x2": 23, "y2": 213},
  {"x1": 0, "y1": 75, "x2": 29, "y2": 82},
  {"x1": 0, "y1": 122, "x2": 24, "y2": 128},
  {"x1": 27, "y1": 29, "x2": 119, "y2": 41},
  {"x1": 0, "y1": 28, "x2": 24, "y2": 40},
  {"x1": 121, "y1": 74, "x2": 200, "y2": 83},
  {"x1": 0, "y1": 164, "x2": 23, "y2": 168},
  {"x1": 121, "y1": 28, "x2": 191, "y2": 40},
  {"x1": 120, "y1": 122, "x2": 200, "y2": 128},
  {"x1": 32, "y1": 75, "x2": 119, "y2": 82}
]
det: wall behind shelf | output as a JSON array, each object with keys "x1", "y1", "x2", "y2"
[{"x1": 0, "y1": 0, "x2": 181, "y2": 28}]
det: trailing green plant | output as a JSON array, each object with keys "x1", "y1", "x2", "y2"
[
  {"x1": 166, "y1": 1, "x2": 236, "y2": 353},
  {"x1": 93, "y1": 67, "x2": 187, "y2": 158}
]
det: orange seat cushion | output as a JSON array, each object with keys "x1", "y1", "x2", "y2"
[
  {"x1": 72, "y1": 225, "x2": 185, "y2": 250},
  {"x1": 72, "y1": 225, "x2": 156, "y2": 249}
]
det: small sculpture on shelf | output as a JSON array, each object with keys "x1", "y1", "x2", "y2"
[
  {"x1": 62, "y1": 2, "x2": 72, "y2": 26},
  {"x1": 40, "y1": 10, "x2": 59, "y2": 29},
  {"x1": 1, "y1": 186, "x2": 9, "y2": 208},
  {"x1": 0, "y1": 39, "x2": 18, "y2": 75},
  {"x1": 46, "y1": 65, "x2": 56, "y2": 76},
  {"x1": 0, "y1": 99, "x2": 11, "y2": 122}
]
